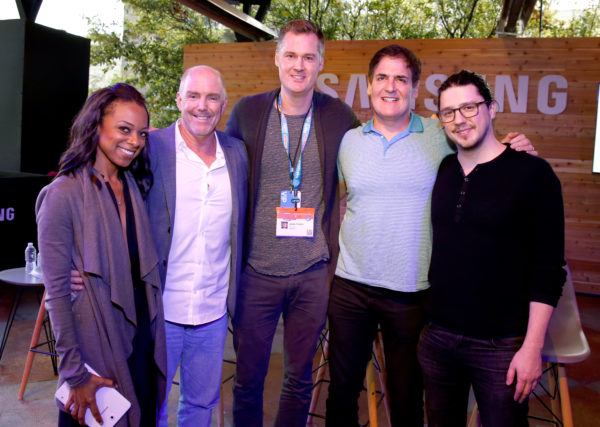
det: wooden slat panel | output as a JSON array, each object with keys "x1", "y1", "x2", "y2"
[{"x1": 184, "y1": 37, "x2": 600, "y2": 294}]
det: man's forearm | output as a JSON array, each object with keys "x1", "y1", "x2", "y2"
[
  {"x1": 505, "y1": 301, "x2": 555, "y2": 402},
  {"x1": 521, "y1": 301, "x2": 554, "y2": 351}
]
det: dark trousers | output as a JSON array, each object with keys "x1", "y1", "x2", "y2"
[
  {"x1": 232, "y1": 262, "x2": 329, "y2": 427},
  {"x1": 418, "y1": 322, "x2": 529, "y2": 427},
  {"x1": 326, "y1": 276, "x2": 428, "y2": 427}
]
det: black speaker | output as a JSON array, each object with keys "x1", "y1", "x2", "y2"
[
  {"x1": 0, "y1": 172, "x2": 50, "y2": 271},
  {"x1": 0, "y1": 19, "x2": 90, "y2": 175}
]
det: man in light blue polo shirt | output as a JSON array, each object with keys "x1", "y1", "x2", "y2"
[{"x1": 325, "y1": 45, "x2": 535, "y2": 427}]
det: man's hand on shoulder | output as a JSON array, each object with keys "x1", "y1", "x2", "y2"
[{"x1": 502, "y1": 132, "x2": 538, "y2": 156}]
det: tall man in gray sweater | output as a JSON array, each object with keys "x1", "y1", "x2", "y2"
[{"x1": 225, "y1": 19, "x2": 360, "y2": 427}]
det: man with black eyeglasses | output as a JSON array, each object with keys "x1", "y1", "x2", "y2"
[
  {"x1": 418, "y1": 69, "x2": 566, "y2": 427},
  {"x1": 327, "y1": 47, "x2": 536, "y2": 427}
]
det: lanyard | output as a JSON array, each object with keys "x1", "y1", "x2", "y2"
[{"x1": 278, "y1": 93, "x2": 313, "y2": 191}]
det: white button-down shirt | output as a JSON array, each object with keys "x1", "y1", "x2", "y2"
[{"x1": 163, "y1": 122, "x2": 232, "y2": 325}]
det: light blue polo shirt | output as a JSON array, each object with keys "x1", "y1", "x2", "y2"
[{"x1": 336, "y1": 113, "x2": 453, "y2": 292}]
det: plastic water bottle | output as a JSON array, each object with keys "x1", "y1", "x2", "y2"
[
  {"x1": 25, "y1": 242, "x2": 37, "y2": 274},
  {"x1": 34, "y1": 251, "x2": 43, "y2": 275}
]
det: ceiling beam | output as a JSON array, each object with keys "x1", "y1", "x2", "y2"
[
  {"x1": 177, "y1": 0, "x2": 277, "y2": 41},
  {"x1": 496, "y1": 0, "x2": 538, "y2": 36},
  {"x1": 14, "y1": 0, "x2": 44, "y2": 21}
]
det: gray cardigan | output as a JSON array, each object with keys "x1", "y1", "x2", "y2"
[
  {"x1": 226, "y1": 89, "x2": 360, "y2": 282},
  {"x1": 36, "y1": 166, "x2": 167, "y2": 426}
]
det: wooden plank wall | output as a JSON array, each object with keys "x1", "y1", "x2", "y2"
[{"x1": 184, "y1": 37, "x2": 600, "y2": 294}]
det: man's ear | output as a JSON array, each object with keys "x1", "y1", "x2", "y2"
[
  {"x1": 489, "y1": 100, "x2": 497, "y2": 119},
  {"x1": 411, "y1": 81, "x2": 419, "y2": 101},
  {"x1": 176, "y1": 93, "x2": 183, "y2": 113},
  {"x1": 221, "y1": 98, "x2": 228, "y2": 116}
]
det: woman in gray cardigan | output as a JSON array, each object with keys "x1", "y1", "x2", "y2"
[{"x1": 36, "y1": 83, "x2": 166, "y2": 426}]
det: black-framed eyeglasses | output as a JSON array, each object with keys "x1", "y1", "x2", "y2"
[{"x1": 438, "y1": 101, "x2": 488, "y2": 123}]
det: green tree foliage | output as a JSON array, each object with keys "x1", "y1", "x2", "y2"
[
  {"x1": 265, "y1": 0, "x2": 502, "y2": 39},
  {"x1": 523, "y1": 0, "x2": 600, "y2": 37},
  {"x1": 262, "y1": 0, "x2": 344, "y2": 39},
  {"x1": 89, "y1": 0, "x2": 599, "y2": 127},
  {"x1": 89, "y1": 0, "x2": 224, "y2": 127},
  {"x1": 330, "y1": 0, "x2": 441, "y2": 40},
  {"x1": 436, "y1": 0, "x2": 503, "y2": 38}
]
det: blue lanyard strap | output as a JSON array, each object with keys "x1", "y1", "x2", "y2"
[{"x1": 278, "y1": 93, "x2": 313, "y2": 191}]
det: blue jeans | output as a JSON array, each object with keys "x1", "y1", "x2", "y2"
[
  {"x1": 158, "y1": 314, "x2": 228, "y2": 427},
  {"x1": 417, "y1": 322, "x2": 529, "y2": 427},
  {"x1": 232, "y1": 262, "x2": 329, "y2": 427}
]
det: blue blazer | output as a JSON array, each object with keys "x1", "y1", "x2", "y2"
[{"x1": 146, "y1": 123, "x2": 248, "y2": 317}]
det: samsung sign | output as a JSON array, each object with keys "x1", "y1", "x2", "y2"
[
  {"x1": 0, "y1": 207, "x2": 15, "y2": 221},
  {"x1": 317, "y1": 73, "x2": 568, "y2": 115}
]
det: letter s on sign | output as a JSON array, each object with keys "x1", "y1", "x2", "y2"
[{"x1": 317, "y1": 73, "x2": 339, "y2": 99}]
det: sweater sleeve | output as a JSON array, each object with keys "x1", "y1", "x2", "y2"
[
  {"x1": 529, "y1": 159, "x2": 566, "y2": 307},
  {"x1": 350, "y1": 107, "x2": 362, "y2": 129},
  {"x1": 36, "y1": 180, "x2": 91, "y2": 388}
]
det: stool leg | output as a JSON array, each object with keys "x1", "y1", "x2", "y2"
[
  {"x1": 217, "y1": 381, "x2": 224, "y2": 427},
  {"x1": 557, "y1": 364, "x2": 574, "y2": 427},
  {"x1": 43, "y1": 316, "x2": 58, "y2": 375},
  {"x1": 18, "y1": 290, "x2": 47, "y2": 400},
  {"x1": 467, "y1": 402, "x2": 482, "y2": 427},
  {"x1": 373, "y1": 332, "x2": 391, "y2": 426},
  {"x1": 547, "y1": 363, "x2": 561, "y2": 420},
  {"x1": 307, "y1": 330, "x2": 329, "y2": 425},
  {"x1": 366, "y1": 359, "x2": 378, "y2": 427},
  {"x1": 38, "y1": 286, "x2": 58, "y2": 374},
  {"x1": 0, "y1": 287, "x2": 23, "y2": 361}
]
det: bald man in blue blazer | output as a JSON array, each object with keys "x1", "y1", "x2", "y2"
[{"x1": 147, "y1": 66, "x2": 248, "y2": 427}]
